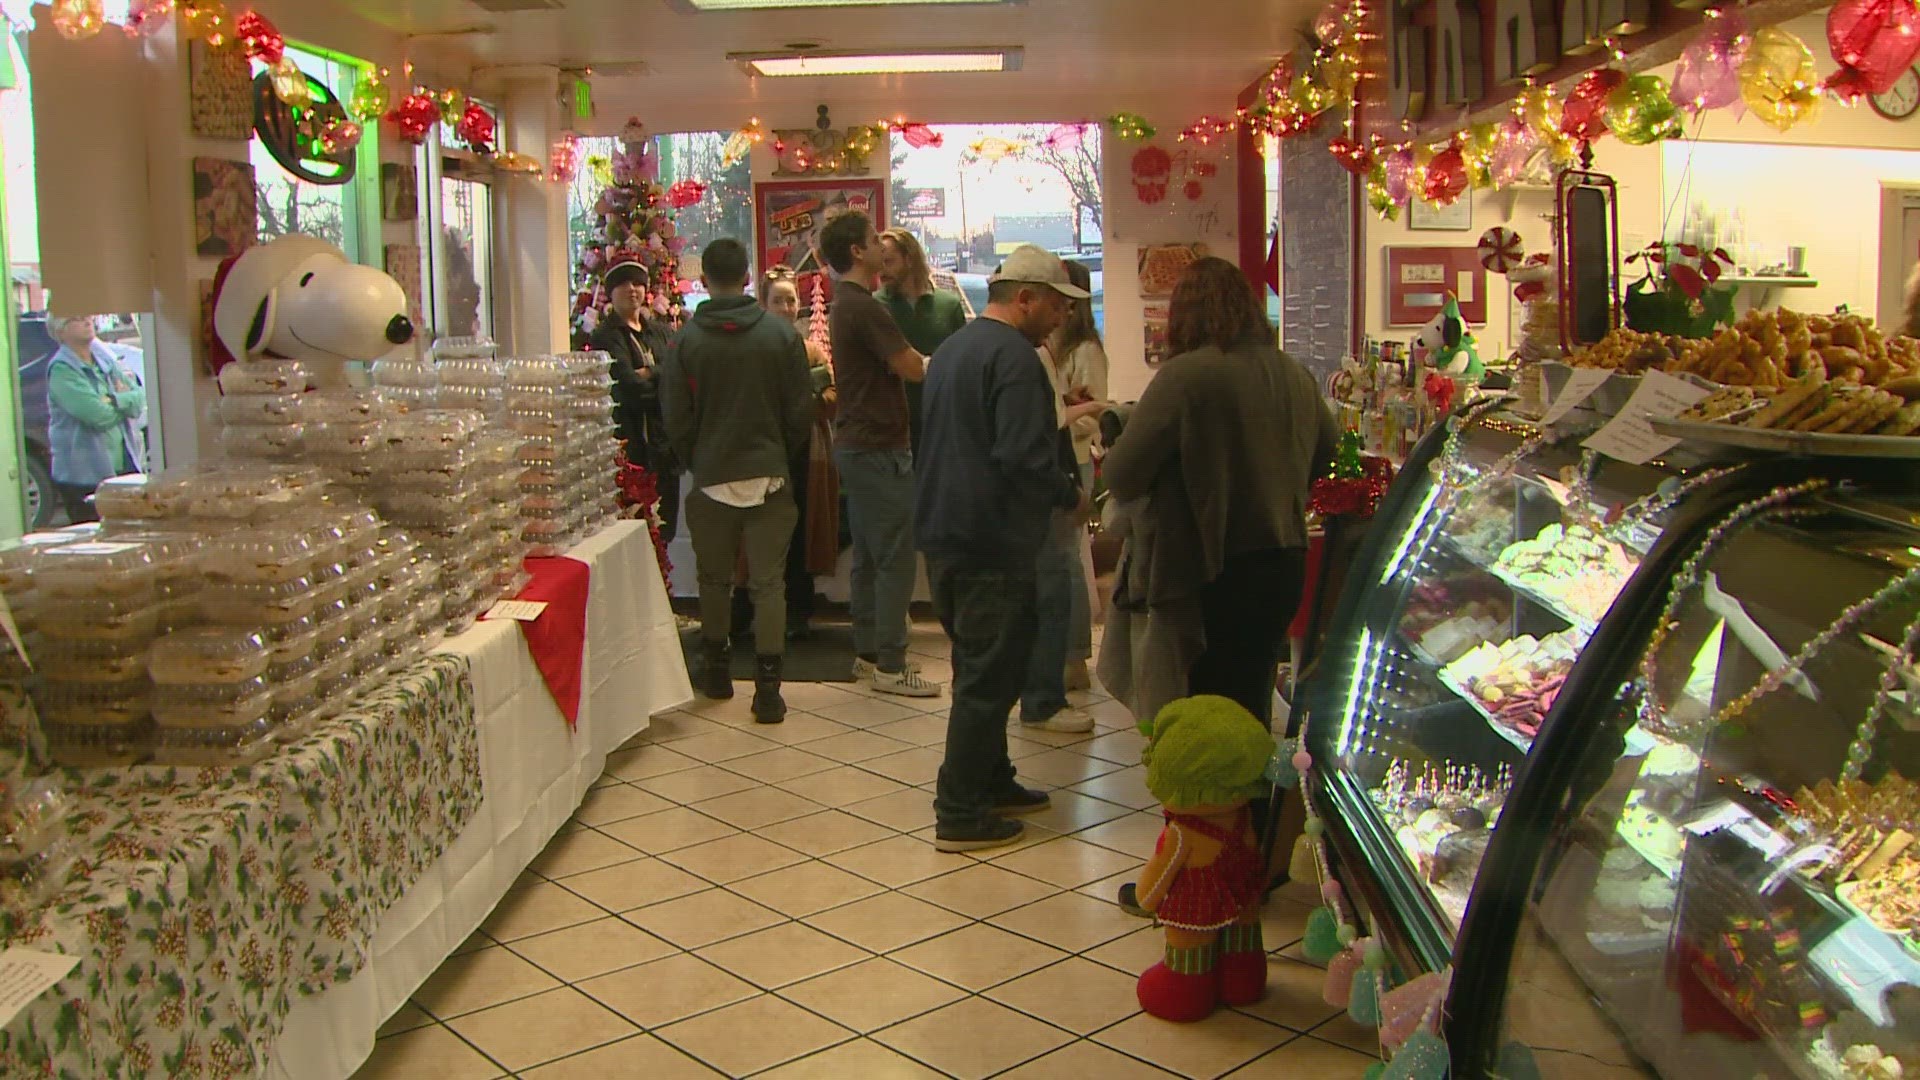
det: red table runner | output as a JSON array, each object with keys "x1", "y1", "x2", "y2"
[{"x1": 495, "y1": 555, "x2": 592, "y2": 727}]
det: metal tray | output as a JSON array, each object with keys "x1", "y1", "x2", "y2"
[{"x1": 1649, "y1": 417, "x2": 1920, "y2": 459}]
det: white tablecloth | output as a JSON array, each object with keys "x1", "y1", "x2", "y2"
[{"x1": 268, "y1": 520, "x2": 692, "y2": 1080}]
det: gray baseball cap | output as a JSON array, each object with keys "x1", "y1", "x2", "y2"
[{"x1": 989, "y1": 244, "x2": 1091, "y2": 299}]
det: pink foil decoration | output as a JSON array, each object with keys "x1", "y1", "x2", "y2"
[
  {"x1": 1673, "y1": 12, "x2": 1751, "y2": 113},
  {"x1": 1490, "y1": 117, "x2": 1539, "y2": 186},
  {"x1": 1384, "y1": 148, "x2": 1415, "y2": 205}
]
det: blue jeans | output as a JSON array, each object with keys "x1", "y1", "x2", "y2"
[
  {"x1": 1021, "y1": 462, "x2": 1093, "y2": 721},
  {"x1": 929, "y1": 559, "x2": 1037, "y2": 832},
  {"x1": 834, "y1": 447, "x2": 916, "y2": 671}
]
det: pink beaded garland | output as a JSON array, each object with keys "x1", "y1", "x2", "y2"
[{"x1": 1291, "y1": 750, "x2": 1314, "y2": 773}]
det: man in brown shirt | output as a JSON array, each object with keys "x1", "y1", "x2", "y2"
[{"x1": 820, "y1": 210, "x2": 940, "y2": 697}]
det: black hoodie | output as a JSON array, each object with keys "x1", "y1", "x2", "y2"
[{"x1": 660, "y1": 295, "x2": 814, "y2": 488}]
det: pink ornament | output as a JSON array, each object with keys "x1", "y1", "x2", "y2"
[
  {"x1": 1379, "y1": 970, "x2": 1452, "y2": 1051},
  {"x1": 1384, "y1": 148, "x2": 1415, "y2": 205},
  {"x1": 1042, "y1": 123, "x2": 1087, "y2": 151},
  {"x1": 1292, "y1": 749, "x2": 1314, "y2": 773},
  {"x1": 1673, "y1": 12, "x2": 1751, "y2": 113},
  {"x1": 1323, "y1": 947, "x2": 1362, "y2": 1007},
  {"x1": 1321, "y1": 878, "x2": 1345, "y2": 903},
  {"x1": 548, "y1": 134, "x2": 581, "y2": 183},
  {"x1": 1490, "y1": 117, "x2": 1540, "y2": 186}
]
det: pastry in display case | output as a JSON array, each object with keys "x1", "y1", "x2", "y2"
[{"x1": 1297, "y1": 399, "x2": 1920, "y2": 1076}]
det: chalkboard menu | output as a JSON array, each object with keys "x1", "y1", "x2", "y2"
[{"x1": 1280, "y1": 117, "x2": 1353, "y2": 383}]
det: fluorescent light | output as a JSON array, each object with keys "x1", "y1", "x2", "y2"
[
  {"x1": 734, "y1": 49, "x2": 1018, "y2": 76},
  {"x1": 688, "y1": 0, "x2": 1007, "y2": 8}
]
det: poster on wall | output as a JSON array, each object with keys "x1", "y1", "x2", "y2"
[
  {"x1": 1386, "y1": 247, "x2": 1487, "y2": 326},
  {"x1": 1144, "y1": 302, "x2": 1172, "y2": 368},
  {"x1": 755, "y1": 178, "x2": 885, "y2": 302},
  {"x1": 1137, "y1": 242, "x2": 1208, "y2": 297},
  {"x1": 191, "y1": 157, "x2": 257, "y2": 258},
  {"x1": 188, "y1": 41, "x2": 252, "y2": 139},
  {"x1": 1409, "y1": 198, "x2": 1472, "y2": 232}
]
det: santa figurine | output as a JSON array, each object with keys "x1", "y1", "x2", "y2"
[{"x1": 1132, "y1": 695, "x2": 1277, "y2": 1022}]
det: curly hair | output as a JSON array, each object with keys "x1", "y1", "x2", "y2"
[
  {"x1": 1167, "y1": 257, "x2": 1271, "y2": 357},
  {"x1": 819, "y1": 210, "x2": 872, "y2": 275}
]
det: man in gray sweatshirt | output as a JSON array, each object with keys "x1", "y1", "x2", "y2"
[{"x1": 661, "y1": 238, "x2": 815, "y2": 723}]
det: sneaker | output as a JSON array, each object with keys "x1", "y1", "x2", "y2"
[
  {"x1": 851, "y1": 657, "x2": 878, "y2": 682},
  {"x1": 993, "y1": 785, "x2": 1052, "y2": 815},
  {"x1": 935, "y1": 816, "x2": 1025, "y2": 852},
  {"x1": 873, "y1": 665, "x2": 942, "y2": 698},
  {"x1": 1021, "y1": 707, "x2": 1094, "y2": 733}
]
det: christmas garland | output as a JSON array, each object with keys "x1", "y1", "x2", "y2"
[{"x1": 615, "y1": 447, "x2": 672, "y2": 590}]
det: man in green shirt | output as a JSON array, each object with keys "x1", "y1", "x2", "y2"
[{"x1": 877, "y1": 228, "x2": 967, "y2": 461}]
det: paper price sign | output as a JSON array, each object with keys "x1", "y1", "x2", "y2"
[
  {"x1": 1582, "y1": 371, "x2": 1711, "y2": 465},
  {"x1": 1540, "y1": 368, "x2": 1612, "y2": 426}
]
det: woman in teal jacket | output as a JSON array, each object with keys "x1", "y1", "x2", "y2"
[{"x1": 47, "y1": 315, "x2": 145, "y2": 523}]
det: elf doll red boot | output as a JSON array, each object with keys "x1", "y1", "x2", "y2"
[{"x1": 1132, "y1": 696, "x2": 1276, "y2": 1023}]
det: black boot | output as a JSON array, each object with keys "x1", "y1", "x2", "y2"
[
  {"x1": 751, "y1": 654, "x2": 786, "y2": 724},
  {"x1": 700, "y1": 642, "x2": 734, "y2": 700}
]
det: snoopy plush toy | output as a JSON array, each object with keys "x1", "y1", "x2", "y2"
[
  {"x1": 1411, "y1": 293, "x2": 1483, "y2": 382},
  {"x1": 211, "y1": 235, "x2": 415, "y2": 386}
]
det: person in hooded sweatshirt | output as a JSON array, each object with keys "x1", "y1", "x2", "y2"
[{"x1": 660, "y1": 238, "x2": 816, "y2": 723}]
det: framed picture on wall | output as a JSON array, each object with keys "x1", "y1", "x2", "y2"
[
  {"x1": 188, "y1": 41, "x2": 253, "y2": 139},
  {"x1": 381, "y1": 163, "x2": 419, "y2": 222},
  {"x1": 754, "y1": 178, "x2": 885, "y2": 303},
  {"x1": 191, "y1": 157, "x2": 257, "y2": 258},
  {"x1": 1409, "y1": 197, "x2": 1473, "y2": 232}
]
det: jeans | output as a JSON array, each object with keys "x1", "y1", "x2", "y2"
[
  {"x1": 685, "y1": 486, "x2": 799, "y2": 657},
  {"x1": 929, "y1": 558, "x2": 1038, "y2": 832},
  {"x1": 835, "y1": 447, "x2": 916, "y2": 671},
  {"x1": 1020, "y1": 509, "x2": 1083, "y2": 722},
  {"x1": 1188, "y1": 547, "x2": 1309, "y2": 726}
]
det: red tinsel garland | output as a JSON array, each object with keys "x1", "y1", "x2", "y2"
[
  {"x1": 1308, "y1": 455, "x2": 1395, "y2": 518},
  {"x1": 615, "y1": 449, "x2": 673, "y2": 588}
]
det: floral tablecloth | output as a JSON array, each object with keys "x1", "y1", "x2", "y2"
[{"x1": 0, "y1": 653, "x2": 482, "y2": 1079}]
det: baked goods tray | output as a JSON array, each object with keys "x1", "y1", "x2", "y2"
[
  {"x1": 1433, "y1": 666, "x2": 1536, "y2": 755},
  {"x1": 1650, "y1": 417, "x2": 1920, "y2": 458}
]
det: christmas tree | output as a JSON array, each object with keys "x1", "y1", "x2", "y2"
[
  {"x1": 571, "y1": 118, "x2": 689, "y2": 347},
  {"x1": 806, "y1": 275, "x2": 832, "y2": 373}
]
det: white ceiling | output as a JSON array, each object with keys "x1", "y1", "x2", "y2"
[{"x1": 336, "y1": 0, "x2": 1312, "y2": 133}]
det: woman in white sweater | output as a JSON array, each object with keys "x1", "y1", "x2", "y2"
[{"x1": 1051, "y1": 265, "x2": 1109, "y2": 689}]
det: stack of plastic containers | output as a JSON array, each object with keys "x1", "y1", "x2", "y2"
[
  {"x1": 506, "y1": 352, "x2": 622, "y2": 558},
  {"x1": 215, "y1": 361, "x2": 311, "y2": 462},
  {"x1": 370, "y1": 354, "x2": 439, "y2": 415},
  {"x1": 147, "y1": 628, "x2": 276, "y2": 764},
  {"x1": 30, "y1": 542, "x2": 169, "y2": 765},
  {"x1": 435, "y1": 336, "x2": 505, "y2": 418}
]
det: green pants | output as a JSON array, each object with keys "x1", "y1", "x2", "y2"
[{"x1": 686, "y1": 485, "x2": 799, "y2": 657}]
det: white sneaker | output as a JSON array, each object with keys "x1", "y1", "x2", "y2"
[
  {"x1": 873, "y1": 665, "x2": 942, "y2": 698},
  {"x1": 1022, "y1": 707, "x2": 1095, "y2": 733},
  {"x1": 852, "y1": 657, "x2": 878, "y2": 682}
]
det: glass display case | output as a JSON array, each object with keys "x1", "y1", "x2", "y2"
[{"x1": 1300, "y1": 403, "x2": 1920, "y2": 1078}]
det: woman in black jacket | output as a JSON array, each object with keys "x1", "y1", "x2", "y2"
[{"x1": 588, "y1": 258, "x2": 682, "y2": 541}]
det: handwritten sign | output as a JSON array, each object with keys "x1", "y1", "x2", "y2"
[
  {"x1": 0, "y1": 949, "x2": 79, "y2": 1027},
  {"x1": 1540, "y1": 368, "x2": 1612, "y2": 426},
  {"x1": 483, "y1": 600, "x2": 549, "y2": 622},
  {"x1": 1582, "y1": 370, "x2": 1709, "y2": 464}
]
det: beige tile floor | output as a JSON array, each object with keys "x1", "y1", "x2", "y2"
[{"x1": 354, "y1": 622, "x2": 1379, "y2": 1079}]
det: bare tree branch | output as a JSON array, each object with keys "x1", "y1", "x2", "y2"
[{"x1": 1014, "y1": 126, "x2": 1103, "y2": 233}]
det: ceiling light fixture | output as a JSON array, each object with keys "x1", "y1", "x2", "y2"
[
  {"x1": 684, "y1": 0, "x2": 1013, "y2": 10},
  {"x1": 731, "y1": 48, "x2": 1021, "y2": 76}
]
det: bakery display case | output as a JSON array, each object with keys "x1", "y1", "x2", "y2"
[{"x1": 1299, "y1": 403, "x2": 1920, "y2": 1078}]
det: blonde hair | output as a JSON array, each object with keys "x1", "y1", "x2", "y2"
[{"x1": 880, "y1": 228, "x2": 934, "y2": 296}]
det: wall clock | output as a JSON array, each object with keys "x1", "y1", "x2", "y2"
[{"x1": 1870, "y1": 66, "x2": 1920, "y2": 121}]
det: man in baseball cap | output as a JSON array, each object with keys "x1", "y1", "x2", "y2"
[
  {"x1": 912, "y1": 244, "x2": 1087, "y2": 852},
  {"x1": 589, "y1": 255, "x2": 683, "y2": 540}
]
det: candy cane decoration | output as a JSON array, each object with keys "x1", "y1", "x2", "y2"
[{"x1": 1477, "y1": 226, "x2": 1524, "y2": 274}]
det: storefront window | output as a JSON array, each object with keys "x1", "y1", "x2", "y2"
[
  {"x1": 1, "y1": 31, "x2": 154, "y2": 534},
  {"x1": 249, "y1": 45, "x2": 376, "y2": 264}
]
